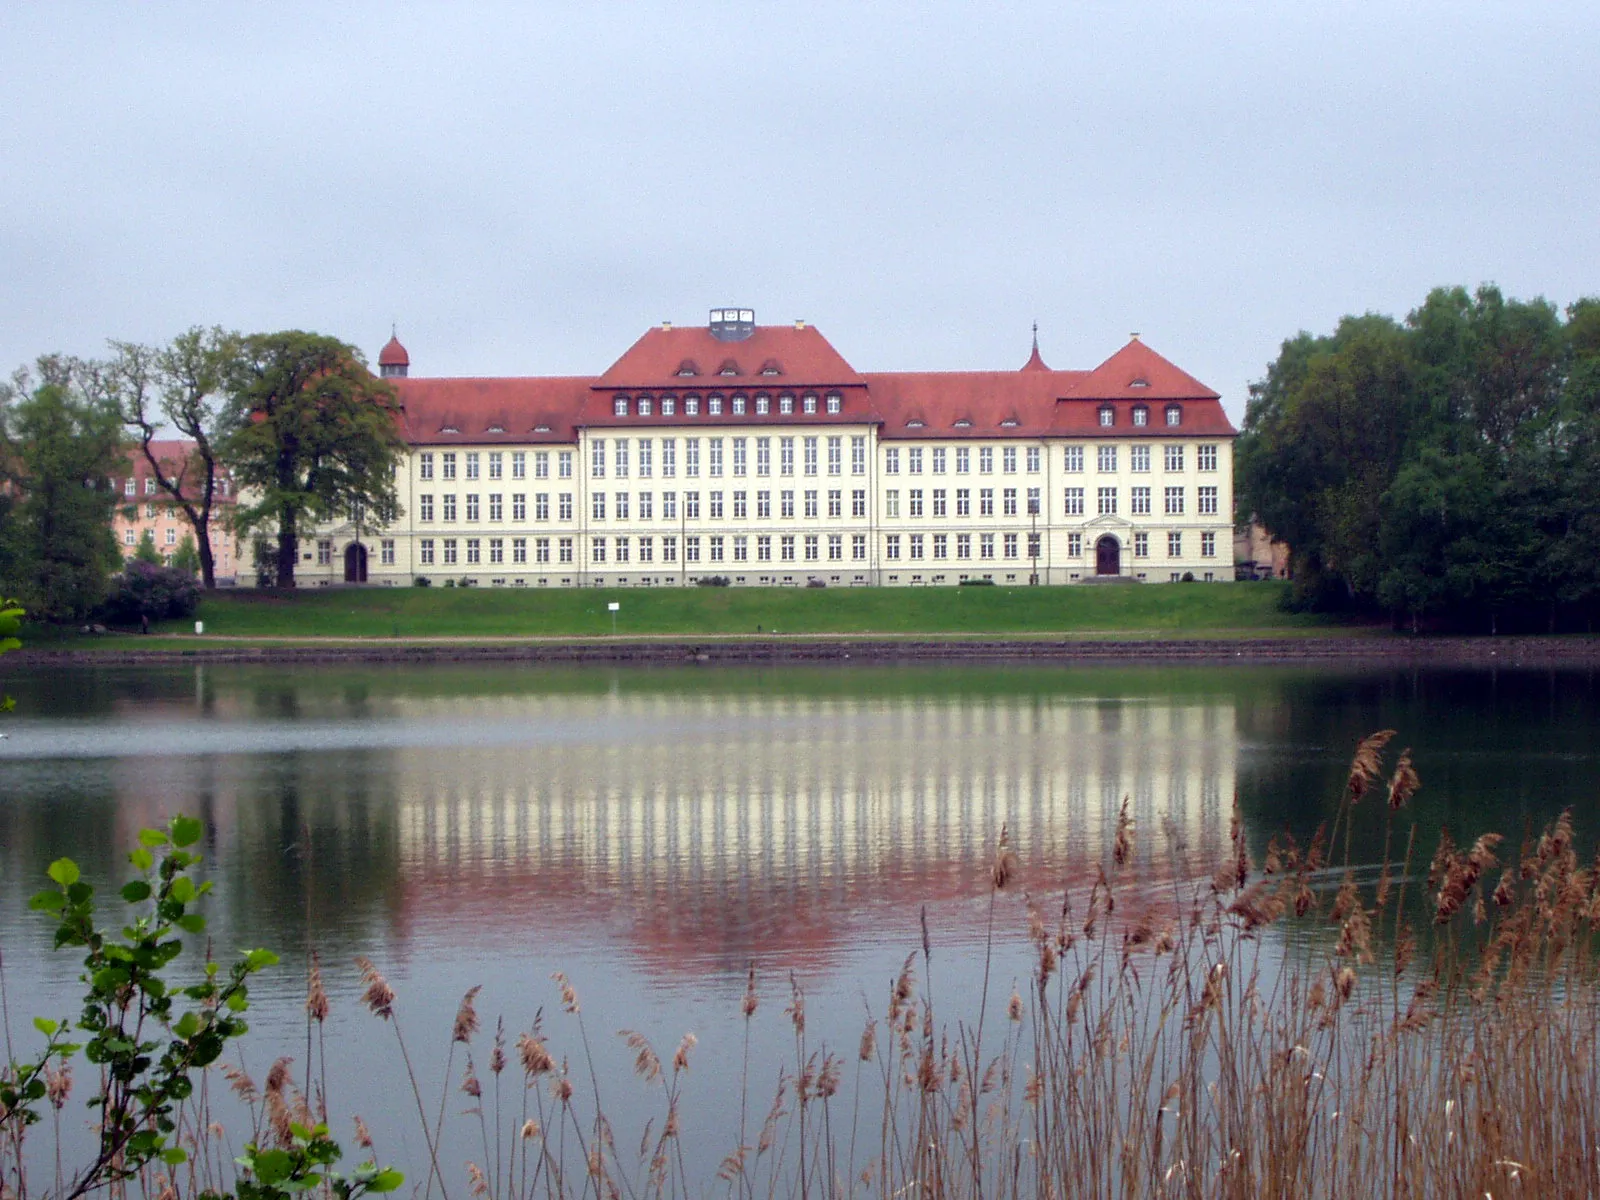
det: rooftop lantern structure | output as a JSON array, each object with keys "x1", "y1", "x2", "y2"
[
  {"x1": 379, "y1": 330, "x2": 410, "y2": 378},
  {"x1": 709, "y1": 307, "x2": 756, "y2": 342}
]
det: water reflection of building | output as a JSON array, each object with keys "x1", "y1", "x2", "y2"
[{"x1": 388, "y1": 693, "x2": 1236, "y2": 972}]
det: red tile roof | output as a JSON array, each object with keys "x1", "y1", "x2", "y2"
[
  {"x1": 861, "y1": 370, "x2": 1087, "y2": 439},
  {"x1": 395, "y1": 377, "x2": 592, "y2": 444},
  {"x1": 1065, "y1": 337, "x2": 1220, "y2": 401},
  {"x1": 595, "y1": 324, "x2": 865, "y2": 389}
]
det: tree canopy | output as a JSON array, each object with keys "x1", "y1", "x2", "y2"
[
  {"x1": 220, "y1": 331, "x2": 404, "y2": 588},
  {"x1": 1237, "y1": 285, "x2": 1600, "y2": 631}
]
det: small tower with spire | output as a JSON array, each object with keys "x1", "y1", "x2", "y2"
[
  {"x1": 1021, "y1": 321, "x2": 1049, "y2": 371},
  {"x1": 379, "y1": 327, "x2": 410, "y2": 378}
]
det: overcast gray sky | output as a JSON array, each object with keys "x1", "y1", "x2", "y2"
[{"x1": 3, "y1": 2, "x2": 1596, "y2": 422}]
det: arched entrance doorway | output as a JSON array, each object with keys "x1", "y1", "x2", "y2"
[
  {"x1": 344, "y1": 542, "x2": 368, "y2": 583},
  {"x1": 1095, "y1": 535, "x2": 1121, "y2": 576}
]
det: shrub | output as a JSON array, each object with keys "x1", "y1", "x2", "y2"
[
  {"x1": 443, "y1": 578, "x2": 457, "y2": 588},
  {"x1": 413, "y1": 575, "x2": 432, "y2": 587},
  {"x1": 959, "y1": 577, "x2": 996, "y2": 586},
  {"x1": 695, "y1": 575, "x2": 730, "y2": 587},
  {"x1": 101, "y1": 561, "x2": 201, "y2": 624}
]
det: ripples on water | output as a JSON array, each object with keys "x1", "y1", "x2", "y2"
[{"x1": 1, "y1": 661, "x2": 1596, "y2": 1181}]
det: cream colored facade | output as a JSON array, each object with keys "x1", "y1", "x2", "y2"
[{"x1": 295, "y1": 428, "x2": 1233, "y2": 588}]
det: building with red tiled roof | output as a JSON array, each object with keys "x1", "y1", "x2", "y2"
[
  {"x1": 111, "y1": 441, "x2": 242, "y2": 580},
  {"x1": 289, "y1": 310, "x2": 1236, "y2": 587}
]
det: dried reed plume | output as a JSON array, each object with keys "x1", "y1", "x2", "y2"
[
  {"x1": 305, "y1": 951, "x2": 329, "y2": 1024},
  {"x1": 356, "y1": 955, "x2": 395, "y2": 1020}
]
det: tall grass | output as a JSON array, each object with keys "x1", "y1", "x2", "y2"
[{"x1": 5, "y1": 731, "x2": 1600, "y2": 1197}]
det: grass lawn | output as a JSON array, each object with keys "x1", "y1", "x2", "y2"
[{"x1": 54, "y1": 580, "x2": 1352, "y2": 641}]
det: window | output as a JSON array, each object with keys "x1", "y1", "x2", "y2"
[
  {"x1": 885, "y1": 534, "x2": 901, "y2": 560},
  {"x1": 932, "y1": 533, "x2": 947, "y2": 560},
  {"x1": 639, "y1": 491, "x2": 653, "y2": 519},
  {"x1": 1026, "y1": 446, "x2": 1041, "y2": 473},
  {"x1": 804, "y1": 489, "x2": 819, "y2": 518},
  {"x1": 1168, "y1": 531, "x2": 1183, "y2": 557},
  {"x1": 757, "y1": 535, "x2": 772, "y2": 561},
  {"x1": 488, "y1": 538, "x2": 503, "y2": 564},
  {"x1": 756, "y1": 395, "x2": 770, "y2": 415},
  {"x1": 955, "y1": 447, "x2": 970, "y2": 474},
  {"x1": 465, "y1": 494, "x2": 480, "y2": 522},
  {"x1": 827, "y1": 436, "x2": 842, "y2": 476},
  {"x1": 420, "y1": 453, "x2": 435, "y2": 480},
  {"x1": 442, "y1": 453, "x2": 457, "y2": 480},
  {"x1": 558, "y1": 452, "x2": 573, "y2": 479},
  {"x1": 592, "y1": 441, "x2": 606, "y2": 478},
  {"x1": 980, "y1": 533, "x2": 995, "y2": 559},
  {"x1": 708, "y1": 439, "x2": 723, "y2": 477},
  {"x1": 803, "y1": 393, "x2": 818, "y2": 414},
  {"x1": 686, "y1": 438, "x2": 700, "y2": 477},
  {"x1": 660, "y1": 396, "x2": 676, "y2": 417},
  {"x1": 852, "y1": 489, "x2": 866, "y2": 518},
  {"x1": 1131, "y1": 445, "x2": 1150, "y2": 473},
  {"x1": 123, "y1": 529, "x2": 135, "y2": 546},
  {"x1": 534, "y1": 493, "x2": 548, "y2": 521},
  {"x1": 488, "y1": 452, "x2": 503, "y2": 480},
  {"x1": 732, "y1": 396, "x2": 745, "y2": 416},
  {"x1": 1099, "y1": 406, "x2": 1115, "y2": 427},
  {"x1": 804, "y1": 437, "x2": 818, "y2": 476},
  {"x1": 638, "y1": 440, "x2": 652, "y2": 477},
  {"x1": 1097, "y1": 445, "x2": 1118, "y2": 473},
  {"x1": 1028, "y1": 532, "x2": 1041, "y2": 559},
  {"x1": 686, "y1": 491, "x2": 700, "y2": 519},
  {"x1": 614, "y1": 397, "x2": 628, "y2": 416},
  {"x1": 592, "y1": 493, "x2": 606, "y2": 520},
  {"x1": 662, "y1": 439, "x2": 676, "y2": 477},
  {"x1": 559, "y1": 493, "x2": 573, "y2": 520},
  {"x1": 442, "y1": 494, "x2": 457, "y2": 521},
  {"x1": 513, "y1": 452, "x2": 527, "y2": 479},
  {"x1": 956, "y1": 488, "x2": 971, "y2": 517},
  {"x1": 932, "y1": 448, "x2": 947, "y2": 474},
  {"x1": 465, "y1": 452, "x2": 479, "y2": 480},
  {"x1": 756, "y1": 438, "x2": 770, "y2": 476},
  {"x1": 780, "y1": 535, "x2": 796, "y2": 561},
  {"x1": 1164, "y1": 486, "x2": 1185, "y2": 515},
  {"x1": 1133, "y1": 405, "x2": 1149, "y2": 427},
  {"x1": 615, "y1": 536, "x2": 630, "y2": 563},
  {"x1": 956, "y1": 533, "x2": 971, "y2": 559},
  {"x1": 828, "y1": 489, "x2": 842, "y2": 518},
  {"x1": 1000, "y1": 447, "x2": 1015, "y2": 474},
  {"x1": 519, "y1": 538, "x2": 532, "y2": 564},
  {"x1": 419, "y1": 494, "x2": 434, "y2": 521},
  {"x1": 779, "y1": 394, "x2": 794, "y2": 415},
  {"x1": 1201, "y1": 531, "x2": 1217, "y2": 558},
  {"x1": 662, "y1": 535, "x2": 676, "y2": 562},
  {"x1": 592, "y1": 537, "x2": 607, "y2": 563},
  {"x1": 465, "y1": 538, "x2": 481, "y2": 564},
  {"x1": 615, "y1": 492, "x2": 630, "y2": 520},
  {"x1": 1166, "y1": 406, "x2": 1182, "y2": 426},
  {"x1": 1164, "y1": 444, "x2": 1185, "y2": 472},
  {"x1": 146, "y1": 478, "x2": 157, "y2": 496},
  {"x1": 780, "y1": 437, "x2": 795, "y2": 476},
  {"x1": 826, "y1": 392, "x2": 842, "y2": 414},
  {"x1": 1063, "y1": 487, "x2": 1084, "y2": 516},
  {"x1": 1199, "y1": 485, "x2": 1219, "y2": 516},
  {"x1": 979, "y1": 447, "x2": 994, "y2": 474},
  {"x1": 932, "y1": 488, "x2": 947, "y2": 517},
  {"x1": 638, "y1": 397, "x2": 652, "y2": 417},
  {"x1": 685, "y1": 396, "x2": 699, "y2": 416},
  {"x1": 663, "y1": 491, "x2": 677, "y2": 519},
  {"x1": 853, "y1": 436, "x2": 867, "y2": 476},
  {"x1": 733, "y1": 490, "x2": 747, "y2": 519},
  {"x1": 708, "y1": 396, "x2": 722, "y2": 415},
  {"x1": 804, "y1": 534, "x2": 819, "y2": 560},
  {"x1": 709, "y1": 491, "x2": 724, "y2": 519},
  {"x1": 488, "y1": 494, "x2": 503, "y2": 521},
  {"x1": 980, "y1": 488, "x2": 995, "y2": 516},
  {"x1": 1002, "y1": 488, "x2": 1017, "y2": 517},
  {"x1": 852, "y1": 534, "x2": 866, "y2": 560},
  {"x1": 1199, "y1": 444, "x2": 1219, "y2": 471},
  {"x1": 908, "y1": 534, "x2": 923, "y2": 560},
  {"x1": 615, "y1": 440, "x2": 630, "y2": 478},
  {"x1": 1067, "y1": 533, "x2": 1082, "y2": 557},
  {"x1": 146, "y1": 503, "x2": 157, "y2": 518},
  {"x1": 1097, "y1": 487, "x2": 1118, "y2": 516},
  {"x1": 122, "y1": 478, "x2": 135, "y2": 496},
  {"x1": 732, "y1": 535, "x2": 746, "y2": 561},
  {"x1": 443, "y1": 538, "x2": 458, "y2": 565},
  {"x1": 1003, "y1": 533, "x2": 1019, "y2": 559},
  {"x1": 559, "y1": 537, "x2": 574, "y2": 563},
  {"x1": 884, "y1": 447, "x2": 899, "y2": 475},
  {"x1": 909, "y1": 489, "x2": 923, "y2": 518},
  {"x1": 756, "y1": 490, "x2": 771, "y2": 518},
  {"x1": 780, "y1": 490, "x2": 794, "y2": 518},
  {"x1": 884, "y1": 489, "x2": 899, "y2": 518},
  {"x1": 420, "y1": 538, "x2": 435, "y2": 565}
]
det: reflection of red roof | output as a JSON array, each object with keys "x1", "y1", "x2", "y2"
[
  {"x1": 595, "y1": 324, "x2": 865, "y2": 390},
  {"x1": 379, "y1": 335, "x2": 410, "y2": 367}
]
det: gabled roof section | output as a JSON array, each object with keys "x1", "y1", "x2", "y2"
[
  {"x1": 595, "y1": 324, "x2": 864, "y2": 390},
  {"x1": 861, "y1": 370, "x2": 1088, "y2": 438},
  {"x1": 394, "y1": 377, "x2": 594, "y2": 444},
  {"x1": 1065, "y1": 338, "x2": 1220, "y2": 401}
]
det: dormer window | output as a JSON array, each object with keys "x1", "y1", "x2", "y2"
[
  {"x1": 1132, "y1": 405, "x2": 1149, "y2": 427},
  {"x1": 638, "y1": 397, "x2": 652, "y2": 417},
  {"x1": 803, "y1": 393, "x2": 818, "y2": 414},
  {"x1": 676, "y1": 361, "x2": 699, "y2": 377},
  {"x1": 441, "y1": 425, "x2": 460, "y2": 434},
  {"x1": 708, "y1": 395, "x2": 723, "y2": 415},
  {"x1": 755, "y1": 394, "x2": 770, "y2": 415},
  {"x1": 613, "y1": 397, "x2": 628, "y2": 417},
  {"x1": 1165, "y1": 404, "x2": 1183, "y2": 427},
  {"x1": 1000, "y1": 418, "x2": 1019, "y2": 427},
  {"x1": 779, "y1": 394, "x2": 794, "y2": 415},
  {"x1": 487, "y1": 424, "x2": 506, "y2": 433},
  {"x1": 732, "y1": 395, "x2": 746, "y2": 415},
  {"x1": 760, "y1": 363, "x2": 781, "y2": 376},
  {"x1": 1098, "y1": 406, "x2": 1115, "y2": 427},
  {"x1": 685, "y1": 396, "x2": 699, "y2": 416},
  {"x1": 953, "y1": 418, "x2": 972, "y2": 428},
  {"x1": 718, "y1": 359, "x2": 740, "y2": 377},
  {"x1": 906, "y1": 419, "x2": 925, "y2": 428},
  {"x1": 826, "y1": 392, "x2": 842, "y2": 414},
  {"x1": 1131, "y1": 378, "x2": 1150, "y2": 388},
  {"x1": 535, "y1": 424, "x2": 551, "y2": 433},
  {"x1": 661, "y1": 397, "x2": 676, "y2": 416}
]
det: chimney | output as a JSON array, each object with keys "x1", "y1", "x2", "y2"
[
  {"x1": 795, "y1": 319, "x2": 806, "y2": 330},
  {"x1": 662, "y1": 321, "x2": 673, "y2": 331}
]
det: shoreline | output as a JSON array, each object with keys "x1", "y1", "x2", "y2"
[{"x1": 12, "y1": 632, "x2": 1600, "y2": 667}]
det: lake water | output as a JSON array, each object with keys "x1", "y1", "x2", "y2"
[{"x1": 2, "y1": 660, "x2": 1597, "y2": 1184}]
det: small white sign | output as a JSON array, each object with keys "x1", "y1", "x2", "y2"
[
  {"x1": 607, "y1": 602, "x2": 620, "y2": 612},
  {"x1": 194, "y1": 621, "x2": 204, "y2": 635}
]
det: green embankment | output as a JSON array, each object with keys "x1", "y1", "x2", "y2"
[{"x1": 104, "y1": 580, "x2": 1344, "y2": 641}]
